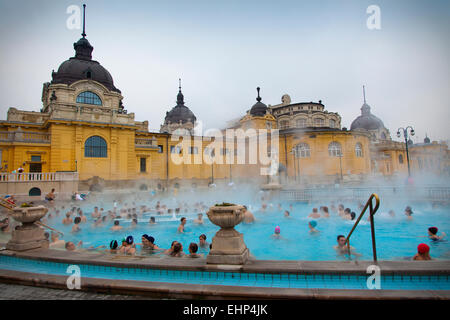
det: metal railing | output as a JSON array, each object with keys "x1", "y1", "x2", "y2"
[{"x1": 345, "y1": 193, "x2": 380, "y2": 261}]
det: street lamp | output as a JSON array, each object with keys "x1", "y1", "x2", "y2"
[{"x1": 397, "y1": 126, "x2": 415, "y2": 177}]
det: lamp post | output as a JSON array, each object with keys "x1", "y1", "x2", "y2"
[
  {"x1": 338, "y1": 151, "x2": 343, "y2": 182},
  {"x1": 397, "y1": 126, "x2": 415, "y2": 177},
  {"x1": 290, "y1": 148, "x2": 297, "y2": 182}
]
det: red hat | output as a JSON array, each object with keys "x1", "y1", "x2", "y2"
[{"x1": 417, "y1": 243, "x2": 430, "y2": 254}]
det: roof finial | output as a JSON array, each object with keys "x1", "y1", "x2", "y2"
[
  {"x1": 363, "y1": 85, "x2": 366, "y2": 104},
  {"x1": 179, "y1": 78, "x2": 182, "y2": 92},
  {"x1": 81, "y1": 4, "x2": 87, "y2": 38},
  {"x1": 256, "y1": 87, "x2": 261, "y2": 102}
]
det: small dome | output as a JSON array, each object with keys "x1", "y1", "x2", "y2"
[
  {"x1": 350, "y1": 103, "x2": 385, "y2": 131},
  {"x1": 250, "y1": 87, "x2": 267, "y2": 116},
  {"x1": 51, "y1": 37, "x2": 120, "y2": 93},
  {"x1": 424, "y1": 136, "x2": 430, "y2": 144},
  {"x1": 163, "y1": 83, "x2": 196, "y2": 124}
]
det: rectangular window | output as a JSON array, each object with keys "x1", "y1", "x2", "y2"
[
  {"x1": 158, "y1": 145, "x2": 163, "y2": 153},
  {"x1": 170, "y1": 146, "x2": 182, "y2": 154},
  {"x1": 189, "y1": 147, "x2": 198, "y2": 154},
  {"x1": 31, "y1": 155, "x2": 41, "y2": 162},
  {"x1": 140, "y1": 157, "x2": 146, "y2": 173}
]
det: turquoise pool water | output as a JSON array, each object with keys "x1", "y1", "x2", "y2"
[
  {"x1": 44, "y1": 198, "x2": 450, "y2": 261},
  {"x1": 0, "y1": 255, "x2": 449, "y2": 290}
]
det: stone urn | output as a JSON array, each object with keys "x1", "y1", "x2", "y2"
[
  {"x1": 6, "y1": 205, "x2": 49, "y2": 251},
  {"x1": 206, "y1": 204, "x2": 249, "y2": 265}
]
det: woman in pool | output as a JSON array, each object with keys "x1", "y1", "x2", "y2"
[
  {"x1": 320, "y1": 206, "x2": 330, "y2": 218},
  {"x1": 337, "y1": 204, "x2": 345, "y2": 217},
  {"x1": 71, "y1": 217, "x2": 82, "y2": 233},
  {"x1": 170, "y1": 242, "x2": 184, "y2": 257},
  {"x1": 271, "y1": 226, "x2": 282, "y2": 239},
  {"x1": 138, "y1": 234, "x2": 161, "y2": 251},
  {"x1": 428, "y1": 227, "x2": 446, "y2": 241},
  {"x1": 413, "y1": 243, "x2": 432, "y2": 260},
  {"x1": 164, "y1": 241, "x2": 179, "y2": 255},
  {"x1": 119, "y1": 236, "x2": 136, "y2": 255},
  {"x1": 149, "y1": 216, "x2": 156, "y2": 224}
]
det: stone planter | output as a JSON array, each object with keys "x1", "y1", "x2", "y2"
[
  {"x1": 6, "y1": 206, "x2": 49, "y2": 251},
  {"x1": 206, "y1": 204, "x2": 249, "y2": 265}
]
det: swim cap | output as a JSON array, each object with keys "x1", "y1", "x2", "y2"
[
  {"x1": 275, "y1": 226, "x2": 281, "y2": 234},
  {"x1": 126, "y1": 235, "x2": 134, "y2": 244},
  {"x1": 309, "y1": 220, "x2": 317, "y2": 228},
  {"x1": 142, "y1": 234, "x2": 155, "y2": 243},
  {"x1": 110, "y1": 240, "x2": 118, "y2": 250},
  {"x1": 428, "y1": 227, "x2": 438, "y2": 235},
  {"x1": 417, "y1": 243, "x2": 430, "y2": 254}
]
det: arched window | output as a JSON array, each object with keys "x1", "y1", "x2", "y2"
[
  {"x1": 381, "y1": 132, "x2": 387, "y2": 140},
  {"x1": 329, "y1": 119, "x2": 336, "y2": 128},
  {"x1": 279, "y1": 120, "x2": 289, "y2": 130},
  {"x1": 294, "y1": 143, "x2": 310, "y2": 158},
  {"x1": 314, "y1": 118, "x2": 324, "y2": 127},
  {"x1": 84, "y1": 136, "x2": 107, "y2": 158},
  {"x1": 328, "y1": 141, "x2": 342, "y2": 157},
  {"x1": 76, "y1": 91, "x2": 102, "y2": 105},
  {"x1": 399, "y1": 154, "x2": 404, "y2": 164},
  {"x1": 29, "y1": 187, "x2": 41, "y2": 196},
  {"x1": 296, "y1": 119, "x2": 306, "y2": 128},
  {"x1": 355, "y1": 143, "x2": 363, "y2": 157}
]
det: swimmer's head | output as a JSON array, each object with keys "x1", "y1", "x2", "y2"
[
  {"x1": 309, "y1": 220, "x2": 317, "y2": 228},
  {"x1": 110, "y1": 240, "x2": 118, "y2": 250},
  {"x1": 428, "y1": 227, "x2": 438, "y2": 235},
  {"x1": 126, "y1": 235, "x2": 133, "y2": 245},
  {"x1": 74, "y1": 217, "x2": 81, "y2": 224},
  {"x1": 417, "y1": 243, "x2": 430, "y2": 254},
  {"x1": 405, "y1": 206, "x2": 413, "y2": 215},
  {"x1": 114, "y1": 220, "x2": 120, "y2": 226},
  {"x1": 275, "y1": 226, "x2": 281, "y2": 234},
  {"x1": 350, "y1": 212, "x2": 356, "y2": 220},
  {"x1": 337, "y1": 235, "x2": 346, "y2": 245}
]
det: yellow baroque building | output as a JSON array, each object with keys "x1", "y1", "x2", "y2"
[{"x1": 0, "y1": 26, "x2": 448, "y2": 197}]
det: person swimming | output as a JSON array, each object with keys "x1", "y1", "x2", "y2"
[
  {"x1": 308, "y1": 208, "x2": 320, "y2": 219},
  {"x1": 109, "y1": 240, "x2": 119, "y2": 253},
  {"x1": 308, "y1": 220, "x2": 319, "y2": 233},
  {"x1": 333, "y1": 235, "x2": 361, "y2": 257},
  {"x1": 428, "y1": 227, "x2": 446, "y2": 241},
  {"x1": 177, "y1": 217, "x2": 187, "y2": 233},
  {"x1": 139, "y1": 234, "x2": 161, "y2": 251},
  {"x1": 320, "y1": 206, "x2": 330, "y2": 218},
  {"x1": 71, "y1": 217, "x2": 82, "y2": 233},
  {"x1": 413, "y1": 243, "x2": 432, "y2": 260},
  {"x1": 170, "y1": 242, "x2": 184, "y2": 257},
  {"x1": 194, "y1": 213, "x2": 204, "y2": 224},
  {"x1": 271, "y1": 226, "x2": 282, "y2": 239},
  {"x1": 188, "y1": 242, "x2": 202, "y2": 258},
  {"x1": 243, "y1": 205, "x2": 255, "y2": 223},
  {"x1": 111, "y1": 220, "x2": 123, "y2": 231},
  {"x1": 405, "y1": 206, "x2": 413, "y2": 219}
]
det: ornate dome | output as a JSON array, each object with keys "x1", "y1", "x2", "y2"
[
  {"x1": 350, "y1": 87, "x2": 385, "y2": 131},
  {"x1": 163, "y1": 81, "x2": 196, "y2": 125},
  {"x1": 250, "y1": 87, "x2": 268, "y2": 116},
  {"x1": 51, "y1": 36, "x2": 120, "y2": 93}
]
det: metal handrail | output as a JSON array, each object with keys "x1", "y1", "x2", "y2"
[{"x1": 344, "y1": 193, "x2": 380, "y2": 261}]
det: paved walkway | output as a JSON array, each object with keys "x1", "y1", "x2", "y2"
[{"x1": 0, "y1": 283, "x2": 155, "y2": 300}]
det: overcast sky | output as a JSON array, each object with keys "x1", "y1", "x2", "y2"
[{"x1": 1, "y1": 0, "x2": 449, "y2": 142}]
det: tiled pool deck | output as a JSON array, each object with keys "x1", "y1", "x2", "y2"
[{"x1": 0, "y1": 247, "x2": 449, "y2": 299}]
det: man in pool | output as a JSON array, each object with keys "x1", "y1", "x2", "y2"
[
  {"x1": 428, "y1": 227, "x2": 446, "y2": 241},
  {"x1": 62, "y1": 212, "x2": 73, "y2": 225},
  {"x1": 177, "y1": 217, "x2": 187, "y2": 233},
  {"x1": 334, "y1": 235, "x2": 361, "y2": 257},
  {"x1": 243, "y1": 205, "x2": 255, "y2": 224},
  {"x1": 194, "y1": 213, "x2": 204, "y2": 224},
  {"x1": 308, "y1": 208, "x2": 320, "y2": 219},
  {"x1": 320, "y1": 206, "x2": 330, "y2": 218},
  {"x1": 198, "y1": 234, "x2": 210, "y2": 249},
  {"x1": 149, "y1": 216, "x2": 156, "y2": 224},
  {"x1": 404, "y1": 206, "x2": 413, "y2": 219},
  {"x1": 111, "y1": 220, "x2": 123, "y2": 231},
  {"x1": 49, "y1": 232, "x2": 65, "y2": 249},
  {"x1": 65, "y1": 241, "x2": 83, "y2": 251}
]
